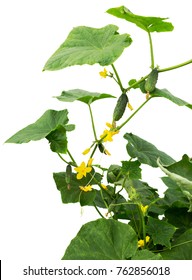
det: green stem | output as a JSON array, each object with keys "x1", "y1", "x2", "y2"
[
  {"x1": 159, "y1": 58, "x2": 192, "y2": 73},
  {"x1": 126, "y1": 58, "x2": 192, "y2": 92},
  {"x1": 148, "y1": 31, "x2": 155, "y2": 69},
  {"x1": 111, "y1": 64, "x2": 124, "y2": 92},
  {"x1": 67, "y1": 149, "x2": 77, "y2": 166},
  {"x1": 93, "y1": 202, "x2": 105, "y2": 218},
  {"x1": 126, "y1": 75, "x2": 148, "y2": 92},
  {"x1": 88, "y1": 104, "x2": 98, "y2": 142},
  {"x1": 137, "y1": 204, "x2": 147, "y2": 248},
  {"x1": 90, "y1": 144, "x2": 98, "y2": 159},
  {"x1": 57, "y1": 153, "x2": 70, "y2": 165},
  {"x1": 116, "y1": 97, "x2": 152, "y2": 131}
]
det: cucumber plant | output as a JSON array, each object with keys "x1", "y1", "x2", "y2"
[{"x1": 5, "y1": 3, "x2": 192, "y2": 260}]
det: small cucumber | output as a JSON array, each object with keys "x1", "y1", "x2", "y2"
[
  {"x1": 144, "y1": 68, "x2": 158, "y2": 93},
  {"x1": 139, "y1": 80, "x2": 146, "y2": 93},
  {"x1": 113, "y1": 93, "x2": 128, "y2": 121},
  {"x1": 65, "y1": 164, "x2": 72, "y2": 189}
]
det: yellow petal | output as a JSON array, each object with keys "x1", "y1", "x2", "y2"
[
  {"x1": 99, "y1": 68, "x2": 108, "y2": 78},
  {"x1": 140, "y1": 204, "x2": 149, "y2": 215},
  {"x1": 77, "y1": 173, "x2": 83, "y2": 180},
  {"x1": 79, "y1": 185, "x2": 93, "y2": 192},
  {"x1": 128, "y1": 102, "x2": 134, "y2": 111},
  {"x1": 82, "y1": 148, "x2": 90, "y2": 155},
  {"x1": 138, "y1": 239, "x2": 144, "y2": 248},
  {"x1": 87, "y1": 158, "x2": 94, "y2": 167},
  {"x1": 106, "y1": 122, "x2": 113, "y2": 128},
  {"x1": 146, "y1": 236, "x2": 150, "y2": 243},
  {"x1": 101, "y1": 184, "x2": 108, "y2": 190}
]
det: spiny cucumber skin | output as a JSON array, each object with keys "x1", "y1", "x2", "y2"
[
  {"x1": 144, "y1": 68, "x2": 158, "y2": 93},
  {"x1": 113, "y1": 93, "x2": 128, "y2": 121}
]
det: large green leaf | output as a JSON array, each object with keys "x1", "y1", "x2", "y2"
[
  {"x1": 53, "y1": 170, "x2": 102, "y2": 206},
  {"x1": 63, "y1": 218, "x2": 138, "y2": 260},
  {"x1": 121, "y1": 160, "x2": 142, "y2": 180},
  {"x1": 107, "y1": 6, "x2": 174, "y2": 33},
  {"x1": 55, "y1": 89, "x2": 115, "y2": 105},
  {"x1": 146, "y1": 217, "x2": 176, "y2": 249},
  {"x1": 157, "y1": 155, "x2": 192, "y2": 193},
  {"x1": 124, "y1": 133, "x2": 175, "y2": 167},
  {"x1": 162, "y1": 177, "x2": 190, "y2": 209},
  {"x1": 151, "y1": 88, "x2": 192, "y2": 109},
  {"x1": 165, "y1": 208, "x2": 192, "y2": 237},
  {"x1": 131, "y1": 249, "x2": 163, "y2": 260},
  {"x1": 5, "y1": 110, "x2": 75, "y2": 153},
  {"x1": 43, "y1": 25, "x2": 132, "y2": 71},
  {"x1": 160, "y1": 228, "x2": 192, "y2": 260}
]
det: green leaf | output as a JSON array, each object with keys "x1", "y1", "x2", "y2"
[
  {"x1": 162, "y1": 177, "x2": 190, "y2": 208},
  {"x1": 151, "y1": 88, "x2": 192, "y2": 109},
  {"x1": 130, "y1": 180, "x2": 159, "y2": 206},
  {"x1": 131, "y1": 249, "x2": 163, "y2": 260},
  {"x1": 157, "y1": 155, "x2": 192, "y2": 193},
  {"x1": 124, "y1": 133, "x2": 175, "y2": 167},
  {"x1": 53, "y1": 170, "x2": 102, "y2": 206},
  {"x1": 165, "y1": 208, "x2": 192, "y2": 237},
  {"x1": 160, "y1": 228, "x2": 192, "y2": 260},
  {"x1": 146, "y1": 217, "x2": 176, "y2": 249},
  {"x1": 107, "y1": 6, "x2": 174, "y2": 33},
  {"x1": 55, "y1": 89, "x2": 115, "y2": 105},
  {"x1": 5, "y1": 110, "x2": 75, "y2": 153},
  {"x1": 128, "y1": 79, "x2": 139, "y2": 89},
  {"x1": 46, "y1": 125, "x2": 68, "y2": 153},
  {"x1": 43, "y1": 25, "x2": 132, "y2": 71},
  {"x1": 107, "y1": 164, "x2": 122, "y2": 184},
  {"x1": 63, "y1": 218, "x2": 138, "y2": 260},
  {"x1": 121, "y1": 160, "x2": 142, "y2": 180}
]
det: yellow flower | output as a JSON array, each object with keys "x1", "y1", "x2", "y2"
[
  {"x1": 82, "y1": 148, "x2": 91, "y2": 155},
  {"x1": 101, "y1": 184, "x2": 108, "y2": 190},
  {"x1": 128, "y1": 102, "x2": 134, "y2": 111},
  {"x1": 100, "y1": 123, "x2": 119, "y2": 142},
  {"x1": 138, "y1": 236, "x2": 150, "y2": 248},
  {"x1": 74, "y1": 161, "x2": 92, "y2": 180},
  {"x1": 140, "y1": 204, "x2": 149, "y2": 216},
  {"x1": 79, "y1": 185, "x2": 93, "y2": 192},
  {"x1": 99, "y1": 68, "x2": 108, "y2": 78}
]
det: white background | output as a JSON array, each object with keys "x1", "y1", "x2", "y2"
[{"x1": 0, "y1": 0, "x2": 192, "y2": 273}]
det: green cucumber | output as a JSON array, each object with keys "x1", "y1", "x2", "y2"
[
  {"x1": 113, "y1": 93, "x2": 128, "y2": 121},
  {"x1": 144, "y1": 68, "x2": 158, "y2": 93},
  {"x1": 65, "y1": 164, "x2": 72, "y2": 187},
  {"x1": 139, "y1": 80, "x2": 146, "y2": 93}
]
